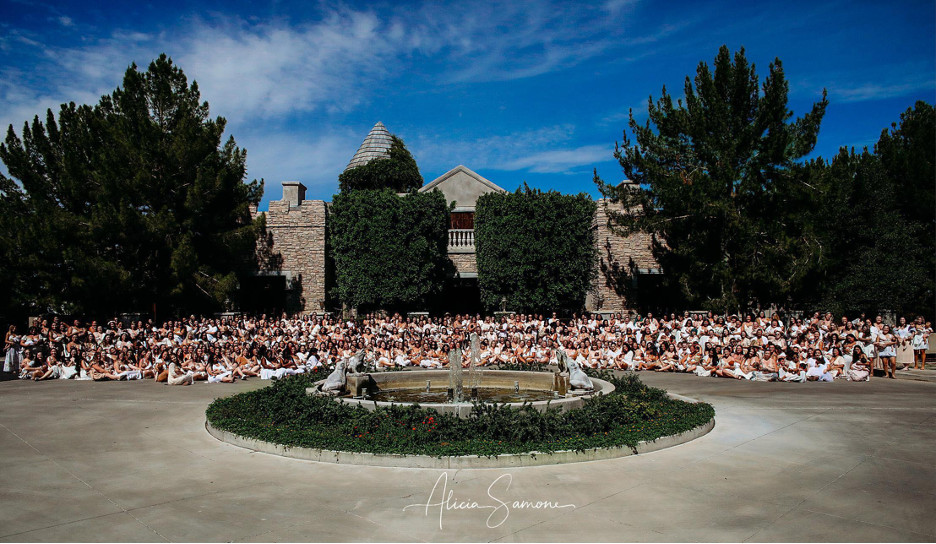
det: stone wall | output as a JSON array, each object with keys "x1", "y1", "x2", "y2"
[
  {"x1": 449, "y1": 253, "x2": 477, "y2": 276},
  {"x1": 586, "y1": 199, "x2": 658, "y2": 312},
  {"x1": 259, "y1": 199, "x2": 328, "y2": 313}
]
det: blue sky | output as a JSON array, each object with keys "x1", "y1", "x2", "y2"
[{"x1": 1, "y1": 0, "x2": 933, "y2": 210}]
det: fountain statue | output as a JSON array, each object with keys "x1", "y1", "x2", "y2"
[
  {"x1": 321, "y1": 358, "x2": 349, "y2": 393},
  {"x1": 347, "y1": 350, "x2": 367, "y2": 374},
  {"x1": 557, "y1": 349, "x2": 594, "y2": 390},
  {"x1": 322, "y1": 350, "x2": 368, "y2": 395}
]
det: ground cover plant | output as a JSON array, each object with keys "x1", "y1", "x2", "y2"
[{"x1": 206, "y1": 370, "x2": 714, "y2": 457}]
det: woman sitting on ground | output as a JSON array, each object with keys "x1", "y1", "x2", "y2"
[
  {"x1": 641, "y1": 342, "x2": 661, "y2": 371},
  {"x1": 375, "y1": 340, "x2": 393, "y2": 369},
  {"x1": 733, "y1": 350, "x2": 757, "y2": 380},
  {"x1": 33, "y1": 352, "x2": 62, "y2": 380},
  {"x1": 827, "y1": 347, "x2": 846, "y2": 378},
  {"x1": 679, "y1": 343, "x2": 699, "y2": 373},
  {"x1": 695, "y1": 346, "x2": 717, "y2": 377},
  {"x1": 847, "y1": 346, "x2": 871, "y2": 382},
  {"x1": 657, "y1": 342, "x2": 678, "y2": 372},
  {"x1": 90, "y1": 352, "x2": 120, "y2": 381},
  {"x1": 167, "y1": 357, "x2": 194, "y2": 386}
]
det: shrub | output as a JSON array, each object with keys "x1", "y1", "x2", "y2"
[
  {"x1": 475, "y1": 186, "x2": 597, "y2": 313},
  {"x1": 329, "y1": 189, "x2": 454, "y2": 312}
]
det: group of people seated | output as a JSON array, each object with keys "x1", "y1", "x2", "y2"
[{"x1": 2, "y1": 310, "x2": 931, "y2": 385}]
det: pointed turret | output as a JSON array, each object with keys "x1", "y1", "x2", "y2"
[{"x1": 345, "y1": 121, "x2": 393, "y2": 172}]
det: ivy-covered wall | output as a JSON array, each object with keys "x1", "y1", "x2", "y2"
[
  {"x1": 329, "y1": 189, "x2": 454, "y2": 312},
  {"x1": 475, "y1": 187, "x2": 597, "y2": 313}
]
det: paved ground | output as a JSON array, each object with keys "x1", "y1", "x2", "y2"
[{"x1": 0, "y1": 372, "x2": 933, "y2": 542}]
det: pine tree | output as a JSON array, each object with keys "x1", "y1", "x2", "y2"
[
  {"x1": 0, "y1": 54, "x2": 263, "y2": 317},
  {"x1": 596, "y1": 45, "x2": 828, "y2": 312}
]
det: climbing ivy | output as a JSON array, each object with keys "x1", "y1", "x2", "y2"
[{"x1": 474, "y1": 186, "x2": 597, "y2": 313}]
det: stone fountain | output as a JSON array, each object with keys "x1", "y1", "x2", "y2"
[{"x1": 308, "y1": 347, "x2": 613, "y2": 418}]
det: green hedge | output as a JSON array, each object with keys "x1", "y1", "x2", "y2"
[
  {"x1": 330, "y1": 189, "x2": 454, "y2": 312},
  {"x1": 475, "y1": 186, "x2": 597, "y2": 313},
  {"x1": 206, "y1": 371, "x2": 714, "y2": 458}
]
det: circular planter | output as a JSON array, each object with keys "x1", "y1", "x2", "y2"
[{"x1": 205, "y1": 391, "x2": 714, "y2": 469}]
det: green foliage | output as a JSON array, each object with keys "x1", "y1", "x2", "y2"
[
  {"x1": 338, "y1": 136, "x2": 422, "y2": 193},
  {"x1": 874, "y1": 101, "x2": 935, "y2": 315},
  {"x1": 796, "y1": 103, "x2": 934, "y2": 316},
  {"x1": 0, "y1": 54, "x2": 263, "y2": 317},
  {"x1": 596, "y1": 45, "x2": 828, "y2": 312},
  {"x1": 330, "y1": 189, "x2": 454, "y2": 312},
  {"x1": 475, "y1": 185, "x2": 597, "y2": 313},
  {"x1": 206, "y1": 372, "x2": 714, "y2": 457}
]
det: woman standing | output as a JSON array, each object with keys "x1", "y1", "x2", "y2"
[
  {"x1": 894, "y1": 317, "x2": 914, "y2": 370},
  {"x1": 4, "y1": 325, "x2": 21, "y2": 374},
  {"x1": 911, "y1": 317, "x2": 929, "y2": 370},
  {"x1": 875, "y1": 325, "x2": 898, "y2": 379}
]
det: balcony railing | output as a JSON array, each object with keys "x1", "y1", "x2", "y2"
[{"x1": 448, "y1": 229, "x2": 475, "y2": 252}]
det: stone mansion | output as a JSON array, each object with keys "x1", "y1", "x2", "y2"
[{"x1": 249, "y1": 122, "x2": 659, "y2": 315}]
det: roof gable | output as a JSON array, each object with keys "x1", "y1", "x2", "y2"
[{"x1": 419, "y1": 165, "x2": 506, "y2": 209}]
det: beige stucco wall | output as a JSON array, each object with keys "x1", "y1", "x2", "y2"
[{"x1": 419, "y1": 166, "x2": 505, "y2": 210}]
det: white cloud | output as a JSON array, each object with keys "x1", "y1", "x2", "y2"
[
  {"x1": 834, "y1": 78, "x2": 935, "y2": 103},
  {"x1": 239, "y1": 128, "x2": 360, "y2": 202},
  {"x1": 0, "y1": 1, "x2": 687, "y2": 131},
  {"x1": 0, "y1": 0, "x2": 689, "y2": 194},
  {"x1": 499, "y1": 144, "x2": 612, "y2": 173},
  {"x1": 409, "y1": 125, "x2": 612, "y2": 175},
  {"x1": 171, "y1": 12, "x2": 405, "y2": 123},
  {"x1": 412, "y1": 1, "x2": 627, "y2": 83},
  {"x1": 410, "y1": 125, "x2": 575, "y2": 171},
  {"x1": 604, "y1": 0, "x2": 639, "y2": 12}
]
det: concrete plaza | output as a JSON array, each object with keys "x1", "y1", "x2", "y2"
[{"x1": 0, "y1": 372, "x2": 933, "y2": 542}]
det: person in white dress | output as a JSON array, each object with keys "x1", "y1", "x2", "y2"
[
  {"x1": 875, "y1": 325, "x2": 898, "y2": 379},
  {"x1": 911, "y1": 318, "x2": 929, "y2": 370},
  {"x1": 3, "y1": 325, "x2": 21, "y2": 374},
  {"x1": 894, "y1": 317, "x2": 914, "y2": 369}
]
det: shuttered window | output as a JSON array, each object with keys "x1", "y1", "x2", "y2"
[{"x1": 449, "y1": 212, "x2": 474, "y2": 230}]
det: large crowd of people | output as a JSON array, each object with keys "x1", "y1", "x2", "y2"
[{"x1": 2, "y1": 311, "x2": 931, "y2": 386}]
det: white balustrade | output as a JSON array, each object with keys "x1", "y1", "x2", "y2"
[{"x1": 448, "y1": 229, "x2": 475, "y2": 251}]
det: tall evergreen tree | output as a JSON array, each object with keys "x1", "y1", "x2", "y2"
[
  {"x1": 0, "y1": 54, "x2": 263, "y2": 317},
  {"x1": 596, "y1": 45, "x2": 828, "y2": 312},
  {"x1": 799, "y1": 101, "x2": 935, "y2": 316}
]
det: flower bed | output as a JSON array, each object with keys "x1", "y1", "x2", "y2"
[{"x1": 205, "y1": 370, "x2": 714, "y2": 458}]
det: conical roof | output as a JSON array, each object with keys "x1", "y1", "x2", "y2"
[{"x1": 345, "y1": 121, "x2": 393, "y2": 171}]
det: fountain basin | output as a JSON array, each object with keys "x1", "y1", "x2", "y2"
[{"x1": 307, "y1": 369, "x2": 614, "y2": 417}]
